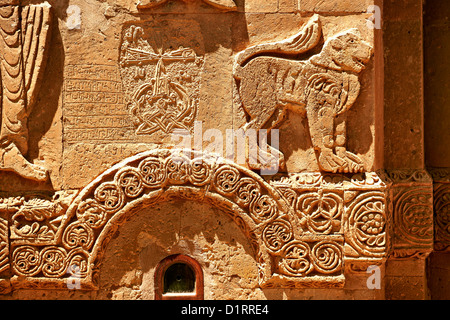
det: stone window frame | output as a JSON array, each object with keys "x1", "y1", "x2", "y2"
[{"x1": 154, "y1": 254, "x2": 204, "y2": 300}]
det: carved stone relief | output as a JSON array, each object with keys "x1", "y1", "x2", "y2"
[
  {"x1": 0, "y1": 150, "x2": 390, "y2": 292},
  {"x1": 0, "y1": 0, "x2": 392, "y2": 298},
  {"x1": 386, "y1": 170, "x2": 434, "y2": 259},
  {"x1": 233, "y1": 15, "x2": 373, "y2": 173},
  {"x1": 0, "y1": 3, "x2": 52, "y2": 182},
  {"x1": 137, "y1": 0, "x2": 237, "y2": 11},
  {"x1": 429, "y1": 168, "x2": 450, "y2": 251},
  {"x1": 119, "y1": 24, "x2": 205, "y2": 136},
  {"x1": 0, "y1": 213, "x2": 8, "y2": 277}
]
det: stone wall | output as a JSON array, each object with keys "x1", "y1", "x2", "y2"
[{"x1": 0, "y1": 0, "x2": 447, "y2": 300}]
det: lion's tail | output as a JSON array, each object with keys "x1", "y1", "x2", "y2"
[{"x1": 233, "y1": 14, "x2": 322, "y2": 79}]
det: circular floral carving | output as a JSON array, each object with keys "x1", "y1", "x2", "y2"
[
  {"x1": 355, "y1": 202, "x2": 385, "y2": 248},
  {"x1": 347, "y1": 192, "x2": 386, "y2": 257},
  {"x1": 165, "y1": 156, "x2": 191, "y2": 184},
  {"x1": 296, "y1": 192, "x2": 342, "y2": 234},
  {"x1": 394, "y1": 188, "x2": 433, "y2": 245},
  {"x1": 249, "y1": 194, "x2": 278, "y2": 223},
  {"x1": 94, "y1": 182, "x2": 124, "y2": 213},
  {"x1": 63, "y1": 222, "x2": 94, "y2": 250},
  {"x1": 279, "y1": 241, "x2": 312, "y2": 276},
  {"x1": 67, "y1": 249, "x2": 89, "y2": 278},
  {"x1": 235, "y1": 178, "x2": 260, "y2": 207},
  {"x1": 116, "y1": 167, "x2": 144, "y2": 198},
  {"x1": 213, "y1": 166, "x2": 241, "y2": 195},
  {"x1": 262, "y1": 219, "x2": 293, "y2": 252},
  {"x1": 434, "y1": 184, "x2": 450, "y2": 249},
  {"x1": 41, "y1": 247, "x2": 68, "y2": 278},
  {"x1": 12, "y1": 246, "x2": 42, "y2": 277},
  {"x1": 311, "y1": 241, "x2": 342, "y2": 274},
  {"x1": 77, "y1": 199, "x2": 107, "y2": 229},
  {"x1": 138, "y1": 157, "x2": 167, "y2": 188},
  {"x1": 189, "y1": 158, "x2": 212, "y2": 186}
]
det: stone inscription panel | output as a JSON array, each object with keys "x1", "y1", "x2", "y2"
[
  {"x1": 63, "y1": 65, "x2": 134, "y2": 144},
  {"x1": 62, "y1": 65, "x2": 160, "y2": 188}
]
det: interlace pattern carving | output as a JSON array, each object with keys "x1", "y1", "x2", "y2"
[
  {"x1": 3, "y1": 151, "x2": 389, "y2": 290},
  {"x1": 120, "y1": 25, "x2": 204, "y2": 136}
]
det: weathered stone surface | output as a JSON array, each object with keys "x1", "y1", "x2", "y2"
[
  {"x1": 299, "y1": 0, "x2": 373, "y2": 13},
  {"x1": 0, "y1": 0, "x2": 445, "y2": 301}
]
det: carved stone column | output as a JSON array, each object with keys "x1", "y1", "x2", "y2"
[
  {"x1": 423, "y1": 0, "x2": 450, "y2": 300},
  {"x1": 384, "y1": 170, "x2": 433, "y2": 299},
  {"x1": 382, "y1": 0, "x2": 431, "y2": 300},
  {"x1": 427, "y1": 169, "x2": 450, "y2": 299}
]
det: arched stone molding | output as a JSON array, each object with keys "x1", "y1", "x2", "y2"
[
  {"x1": 9, "y1": 149, "x2": 298, "y2": 289},
  {"x1": 7, "y1": 149, "x2": 391, "y2": 291}
]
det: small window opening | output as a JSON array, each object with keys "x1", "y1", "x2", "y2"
[
  {"x1": 155, "y1": 254, "x2": 204, "y2": 300},
  {"x1": 163, "y1": 263, "x2": 195, "y2": 293}
]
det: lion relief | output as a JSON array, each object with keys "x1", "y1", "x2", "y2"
[{"x1": 233, "y1": 15, "x2": 373, "y2": 173}]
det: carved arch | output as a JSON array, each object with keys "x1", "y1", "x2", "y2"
[
  {"x1": 10, "y1": 149, "x2": 384, "y2": 290},
  {"x1": 31, "y1": 149, "x2": 296, "y2": 288}
]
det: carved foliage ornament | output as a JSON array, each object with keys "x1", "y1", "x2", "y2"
[
  {"x1": 4, "y1": 150, "x2": 387, "y2": 289},
  {"x1": 9, "y1": 150, "x2": 294, "y2": 287},
  {"x1": 387, "y1": 169, "x2": 434, "y2": 256},
  {"x1": 434, "y1": 183, "x2": 450, "y2": 251}
]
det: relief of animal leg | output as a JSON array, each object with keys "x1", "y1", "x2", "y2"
[
  {"x1": 239, "y1": 109, "x2": 285, "y2": 173},
  {"x1": 306, "y1": 104, "x2": 345, "y2": 173},
  {"x1": 334, "y1": 114, "x2": 364, "y2": 173}
]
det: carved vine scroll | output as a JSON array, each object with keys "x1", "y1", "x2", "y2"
[{"x1": 2, "y1": 150, "x2": 390, "y2": 292}]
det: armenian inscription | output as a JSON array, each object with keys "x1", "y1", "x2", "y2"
[{"x1": 63, "y1": 65, "x2": 131, "y2": 144}]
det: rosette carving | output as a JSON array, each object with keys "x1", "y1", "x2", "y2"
[
  {"x1": 249, "y1": 194, "x2": 278, "y2": 223},
  {"x1": 12, "y1": 246, "x2": 41, "y2": 277},
  {"x1": 116, "y1": 168, "x2": 145, "y2": 198},
  {"x1": 189, "y1": 158, "x2": 212, "y2": 186},
  {"x1": 213, "y1": 166, "x2": 241, "y2": 196},
  {"x1": 311, "y1": 241, "x2": 342, "y2": 274},
  {"x1": 76, "y1": 199, "x2": 108, "y2": 229},
  {"x1": 345, "y1": 192, "x2": 386, "y2": 257},
  {"x1": 434, "y1": 184, "x2": 450, "y2": 250},
  {"x1": 166, "y1": 156, "x2": 190, "y2": 184},
  {"x1": 66, "y1": 249, "x2": 89, "y2": 278},
  {"x1": 235, "y1": 178, "x2": 260, "y2": 207},
  {"x1": 41, "y1": 247, "x2": 68, "y2": 278},
  {"x1": 279, "y1": 241, "x2": 312, "y2": 276},
  {"x1": 94, "y1": 182, "x2": 125, "y2": 214},
  {"x1": 393, "y1": 187, "x2": 433, "y2": 246},
  {"x1": 138, "y1": 158, "x2": 167, "y2": 188}
]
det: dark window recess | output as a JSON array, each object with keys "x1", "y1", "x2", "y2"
[
  {"x1": 154, "y1": 254, "x2": 204, "y2": 300},
  {"x1": 163, "y1": 263, "x2": 196, "y2": 293}
]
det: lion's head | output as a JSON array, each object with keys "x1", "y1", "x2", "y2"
[{"x1": 311, "y1": 29, "x2": 373, "y2": 73}]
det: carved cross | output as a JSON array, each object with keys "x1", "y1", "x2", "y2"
[
  {"x1": 122, "y1": 46, "x2": 196, "y2": 95},
  {"x1": 120, "y1": 29, "x2": 201, "y2": 135}
]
